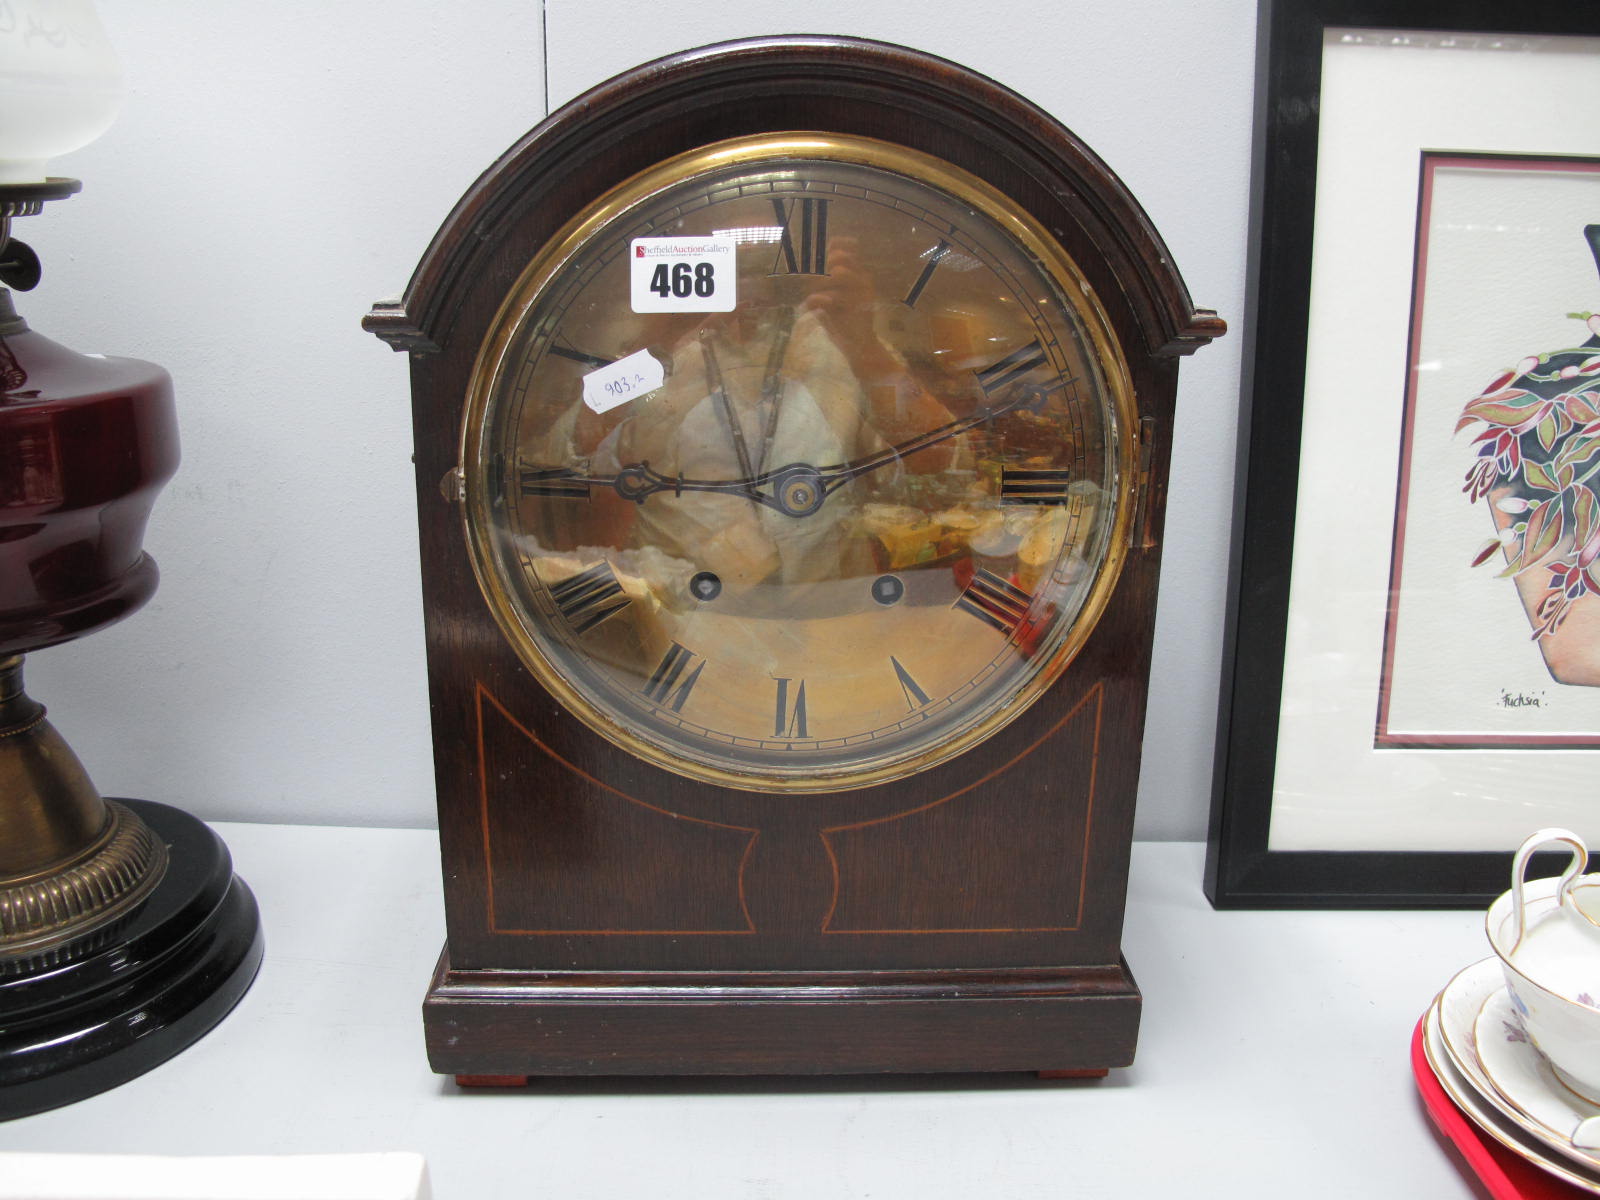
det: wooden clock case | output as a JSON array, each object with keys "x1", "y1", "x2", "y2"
[{"x1": 366, "y1": 35, "x2": 1221, "y2": 1079}]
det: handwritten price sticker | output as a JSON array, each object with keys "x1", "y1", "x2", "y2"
[
  {"x1": 629, "y1": 236, "x2": 737, "y2": 313},
  {"x1": 581, "y1": 348, "x2": 666, "y2": 414}
]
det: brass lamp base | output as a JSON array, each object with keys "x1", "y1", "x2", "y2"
[
  {"x1": 0, "y1": 798, "x2": 168, "y2": 966},
  {"x1": 0, "y1": 655, "x2": 169, "y2": 964},
  {"x1": 0, "y1": 798, "x2": 263, "y2": 1120},
  {"x1": 0, "y1": 657, "x2": 263, "y2": 1120}
]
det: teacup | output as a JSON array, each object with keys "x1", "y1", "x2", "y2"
[{"x1": 1486, "y1": 828, "x2": 1600, "y2": 1105}]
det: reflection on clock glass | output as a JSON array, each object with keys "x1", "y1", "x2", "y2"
[{"x1": 463, "y1": 136, "x2": 1134, "y2": 791}]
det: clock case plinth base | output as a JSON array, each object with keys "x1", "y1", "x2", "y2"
[{"x1": 423, "y1": 950, "x2": 1140, "y2": 1077}]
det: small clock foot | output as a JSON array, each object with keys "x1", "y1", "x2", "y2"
[
  {"x1": 1037, "y1": 1068, "x2": 1110, "y2": 1080},
  {"x1": 455, "y1": 1074, "x2": 531, "y2": 1089}
]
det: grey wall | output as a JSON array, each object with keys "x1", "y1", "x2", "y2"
[{"x1": 20, "y1": 1, "x2": 1254, "y2": 837}]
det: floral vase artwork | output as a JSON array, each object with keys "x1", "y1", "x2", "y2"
[{"x1": 1460, "y1": 224, "x2": 1600, "y2": 686}]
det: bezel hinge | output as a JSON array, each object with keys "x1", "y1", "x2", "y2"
[{"x1": 1132, "y1": 416, "x2": 1161, "y2": 551}]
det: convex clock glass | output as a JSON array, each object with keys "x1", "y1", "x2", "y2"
[{"x1": 464, "y1": 136, "x2": 1134, "y2": 792}]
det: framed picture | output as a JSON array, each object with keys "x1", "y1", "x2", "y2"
[{"x1": 1206, "y1": 0, "x2": 1600, "y2": 908}]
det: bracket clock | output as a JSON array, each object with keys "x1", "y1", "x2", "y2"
[{"x1": 366, "y1": 36, "x2": 1221, "y2": 1080}]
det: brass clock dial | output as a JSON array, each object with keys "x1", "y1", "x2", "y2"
[{"x1": 462, "y1": 135, "x2": 1135, "y2": 792}]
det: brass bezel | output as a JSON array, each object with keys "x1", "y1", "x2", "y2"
[{"x1": 460, "y1": 133, "x2": 1138, "y2": 793}]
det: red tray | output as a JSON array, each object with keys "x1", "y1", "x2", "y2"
[{"x1": 1412, "y1": 1014, "x2": 1593, "y2": 1199}]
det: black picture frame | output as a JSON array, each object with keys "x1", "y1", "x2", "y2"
[{"x1": 1205, "y1": 0, "x2": 1600, "y2": 909}]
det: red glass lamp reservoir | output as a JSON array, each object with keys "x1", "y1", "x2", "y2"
[{"x1": 0, "y1": 291, "x2": 178, "y2": 655}]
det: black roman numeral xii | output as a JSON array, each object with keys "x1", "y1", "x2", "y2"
[{"x1": 770, "y1": 198, "x2": 830, "y2": 276}]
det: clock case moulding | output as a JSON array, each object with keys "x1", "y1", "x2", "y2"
[{"x1": 366, "y1": 35, "x2": 1221, "y2": 1080}]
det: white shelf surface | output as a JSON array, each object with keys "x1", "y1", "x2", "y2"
[{"x1": 2, "y1": 825, "x2": 1494, "y2": 1198}]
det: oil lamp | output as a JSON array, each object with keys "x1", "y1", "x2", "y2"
[{"x1": 0, "y1": 1, "x2": 261, "y2": 1119}]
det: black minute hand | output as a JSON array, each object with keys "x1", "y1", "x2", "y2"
[
  {"x1": 816, "y1": 388, "x2": 1042, "y2": 487},
  {"x1": 712, "y1": 383, "x2": 1047, "y2": 518}
]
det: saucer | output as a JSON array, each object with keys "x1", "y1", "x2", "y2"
[
  {"x1": 1477, "y1": 987, "x2": 1600, "y2": 1159},
  {"x1": 1424, "y1": 994, "x2": 1600, "y2": 1193},
  {"x1": 1438, "y1": 957, "x2": 1600, "y2": 1174}
]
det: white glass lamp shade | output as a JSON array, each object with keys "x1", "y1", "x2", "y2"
[{"x1": 0, "y1": 1, "x2": 122, "y2": 185}]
